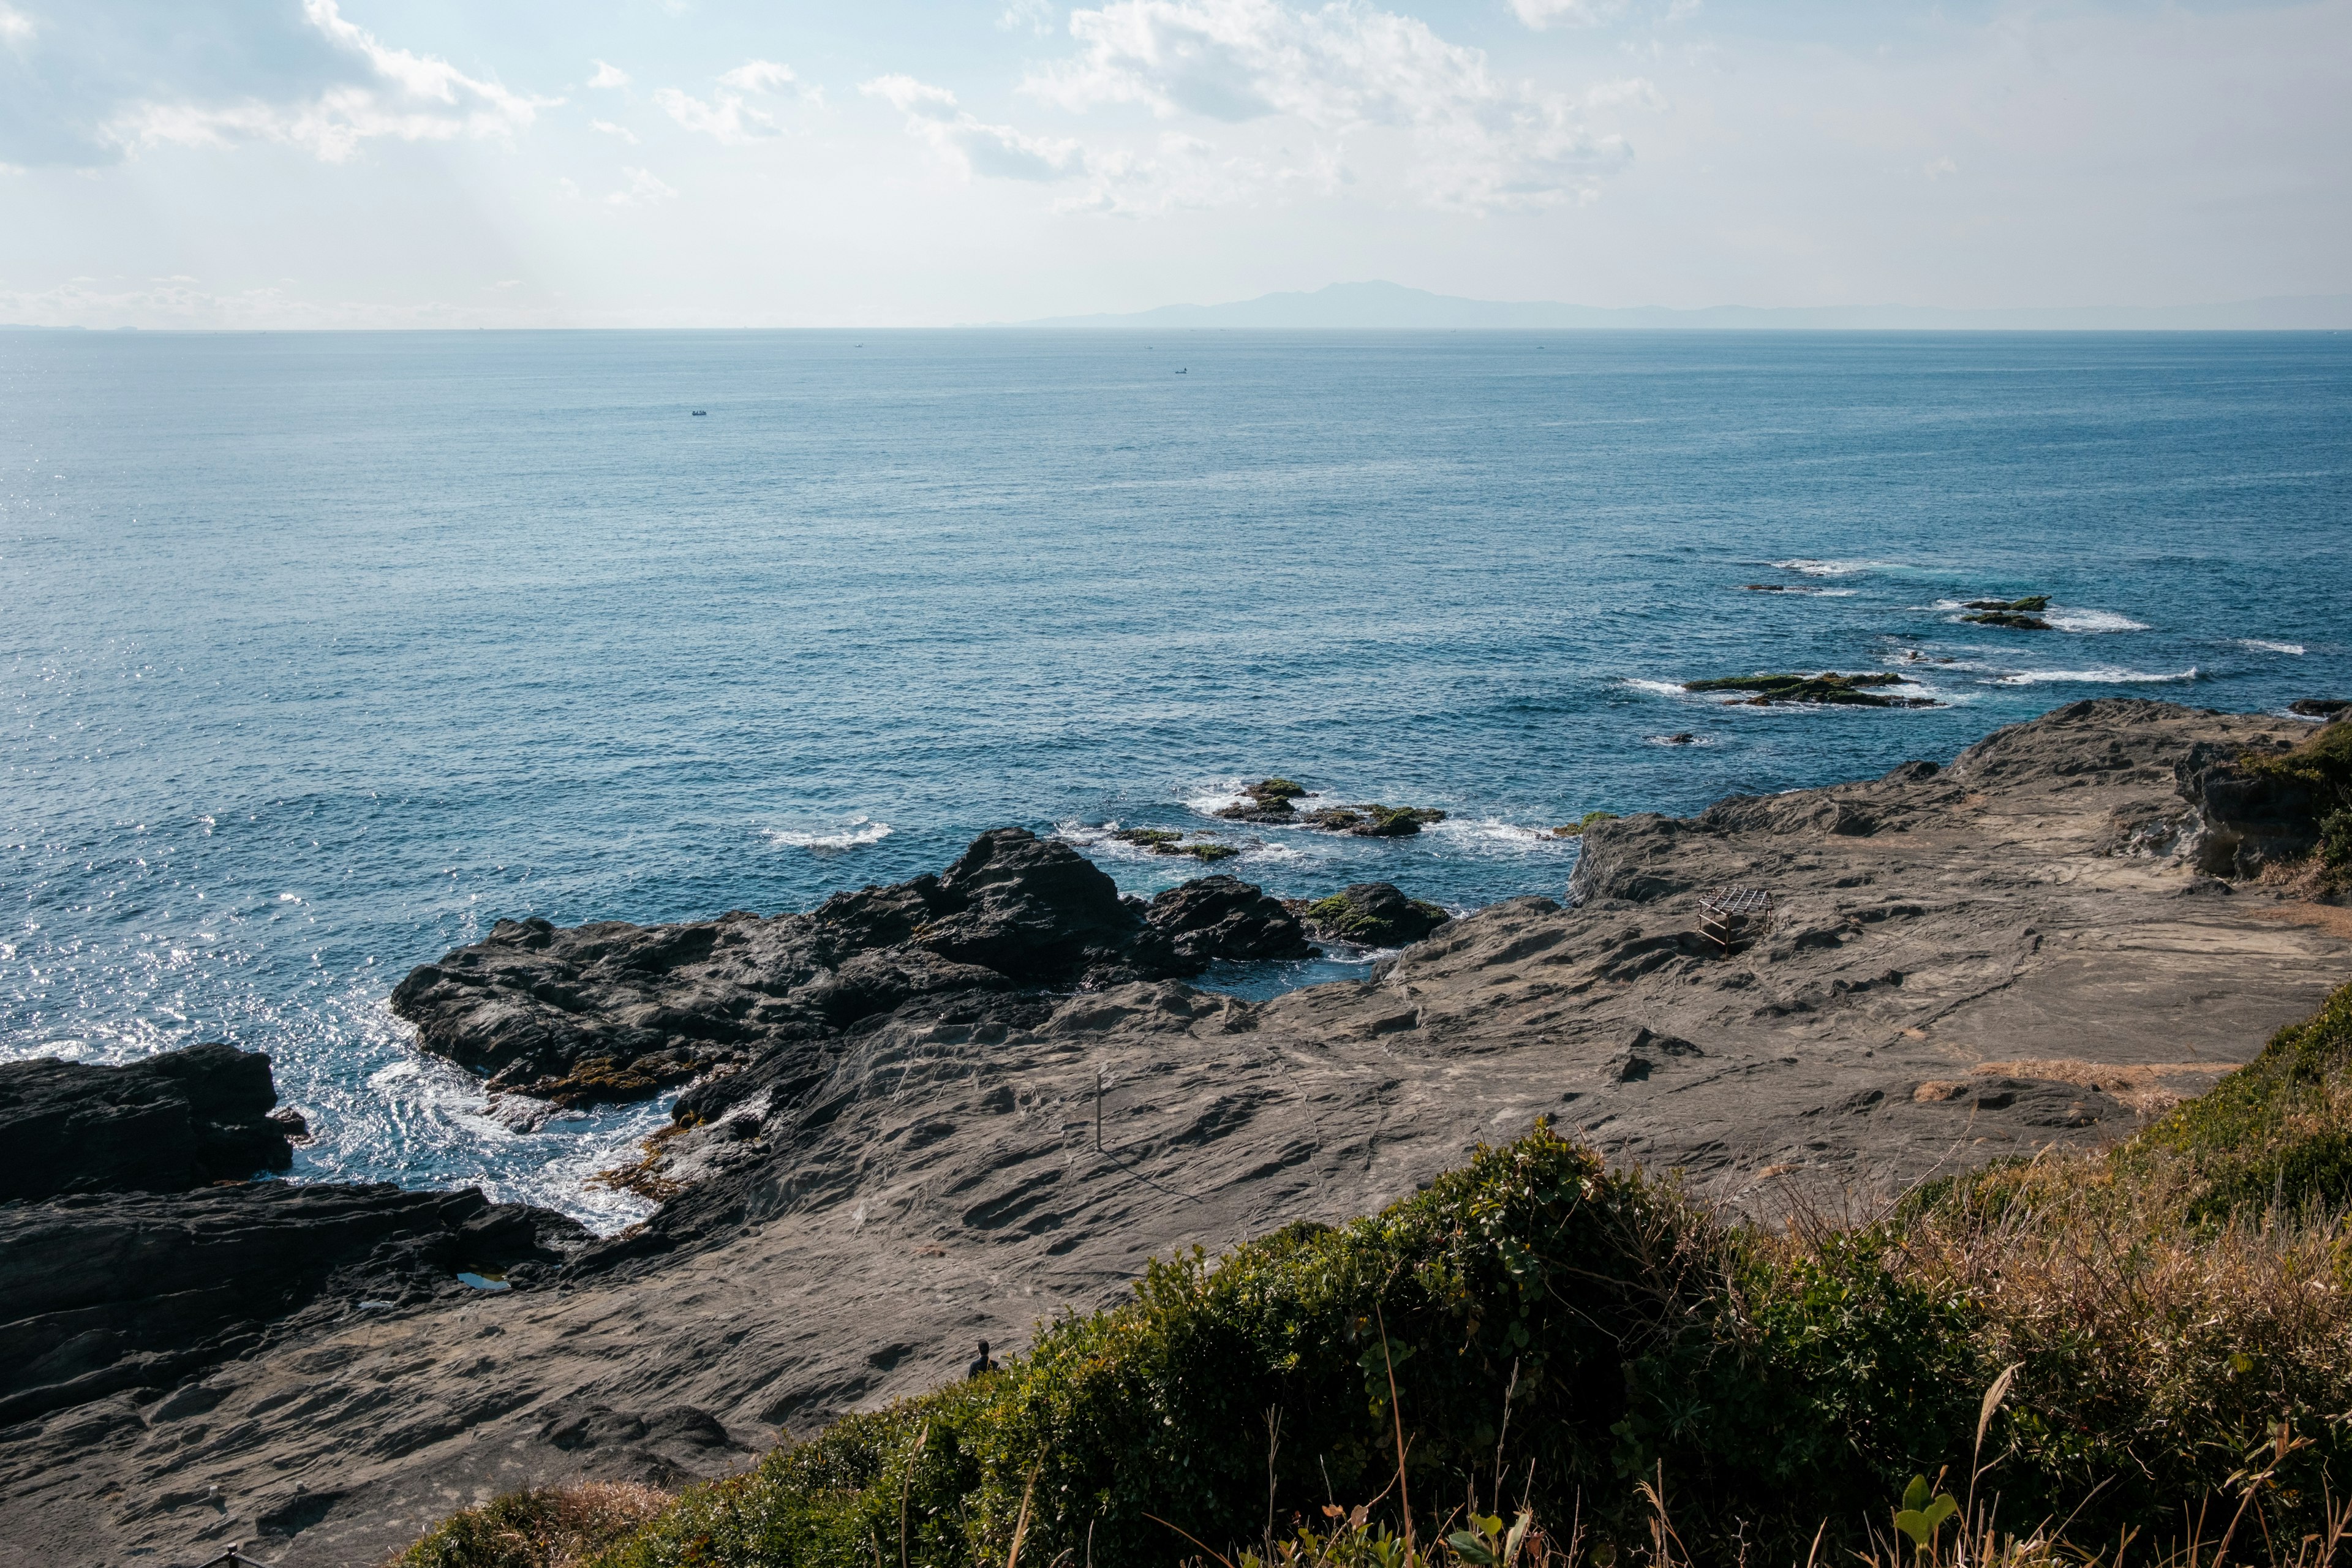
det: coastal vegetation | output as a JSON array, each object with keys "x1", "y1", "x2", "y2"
[{"x1": 399, "y1": 983, "x2": 2352, "y2": 1568}]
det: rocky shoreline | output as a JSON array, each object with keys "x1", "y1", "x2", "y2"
[{"x1": 4, "y1": 698, "x2": 2348, "y2": 1567}]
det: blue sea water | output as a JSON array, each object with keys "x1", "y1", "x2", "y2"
[{"x1": 4, "y1": 329, "x2": 2348, "y2": 1227}]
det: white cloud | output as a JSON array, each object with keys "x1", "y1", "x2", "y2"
[
  {"x1": 862, "y1": 74, "x2": 1085, "y2": 183},
  {"x1": 606, "y1": 165, "x2": 676, "y2": 205},
  {"x1": 587, "y1": 59, "x2": 630, "y2": 89},
  {"x1": 1508, "y1": 0, "x2": 1625, "y2": 31},
  {"x1": 591, "y1": 118, "x2": 639, "y2": 143},
  {"x1": 998, "y1": 0, "x2": 1057, "y2": 34},
  {"x1": 655, "y1": 58, "x2": 803, "y2": 143},
  {"x1": 1017, "y1": 0, "x2": 1630, "y2": 209},
  {"x1": 720, "y1": 59, "x2": 797, "y2": 94},
  {"x1": 96, "y1": 0, "x2": 556, "y2": 164},
  {"x1": 0, "y1": 4, "x2": 34, "y2": 45},
  {"x1": 1923, "y1": 156, "x2": 1958, "y2": 180}
]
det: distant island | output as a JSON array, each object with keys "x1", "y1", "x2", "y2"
[{"x1": 994, "y1": 278, "x2": 2352, "y2": 331}]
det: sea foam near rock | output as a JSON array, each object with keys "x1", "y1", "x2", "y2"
[{"x1": 763, "y1": 817, "x2": 893, "y2": 851}]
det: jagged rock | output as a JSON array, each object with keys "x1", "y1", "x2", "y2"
[
  {"x1": 1962, "y1": 611, "x2": 2054, "y2": 630},
  {"x1": 2291, "y1": 699, "x2": 2350, "y2": 718},
  {"x1": 391, "y1": 830, "x2": 1316, "y2": 1107},
  {"x1": 1962, "y1": 595, "x2": 2051, "y2": 612},
  {"x1": 1131, "y1": 876, "x2": 1317, "y2": 974},
  {"x1": 0, "y1": 1044, "x2": 296, "y2": 1202},
  {"x1": 1300, "y1": 883, "x2": 1451, "y2": 946}
]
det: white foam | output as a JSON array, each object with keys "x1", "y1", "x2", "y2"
[
  {"x1": 2043, "y1": 608, "x2": 2149, "y2": 634},
  {"x1": 2242, "y1": 639, "x2": 2306, "y2": 655},
  {"x1": 1996, "y1": 666, "x2": 2199, "y2": 686},
  {"x1": 763, "y1": 816, "x2": 892, "y2": 851},
  {"x1": 1623, "y1": 678, "x2": 1692, "y2": 696},
  {"x1": 1423, "y1": 817, "x2": 1577, "y2": 852},
  {"x1": 1773, "y1": 559, "x2": 1877, "y2": 576}
]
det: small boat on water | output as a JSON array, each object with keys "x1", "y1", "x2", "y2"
[{"x1": 691, "y1": 409, "x2": 707, "y2": 416}]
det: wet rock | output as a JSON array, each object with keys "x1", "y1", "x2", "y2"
[
  {"x1": 1962, "y1": 595, "x2": 2051, "y2": 612},
  {"x1": 1961, "y1": 611, "x2": 2054, "y2": 630},
  {"x1": 0, "y1": 1044, "x2": 296, "y2": 1202},
  {"x1": 1114, "y1": 827, "x2": 1240, "y2": 862},
  {"x1": 1215, "y1": 778, "x2": 1307, "y2": 823},
  {"x1": 1302, "y1": 804, "x2": 1446, "y2": 837},
  {"x1": 1300, "y1": 883, "x2": 1451, "y2": 946},
  {"x1": 2291, "y1": 699, "x2": 2350, "y2": 718},
  {"x1": 1682, "y1": 673, "x2": 1939, "y2": 708}
]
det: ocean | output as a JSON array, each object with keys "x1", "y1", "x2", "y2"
[{"x1": 4, "y1": 328, "x2": 2347, "y2": 1227}]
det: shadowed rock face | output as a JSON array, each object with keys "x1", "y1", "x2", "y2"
[
  {"x1": 0, "y1": 1181, "x2": 587, "y2": 1428},
  {"x1": 0, "y1": 1045, "x2": 592, "y2": 1433},
  {"x1": 388, "y1": 827, "x2": 1317, "y2": 1106},
  {"x1": 0, "y1": 1044, "x2": 300, "y2": 1202}
]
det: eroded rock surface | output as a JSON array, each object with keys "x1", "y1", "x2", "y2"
[{"x1": 9, "y1": 700, "x2": 2351, "y2": 1568}]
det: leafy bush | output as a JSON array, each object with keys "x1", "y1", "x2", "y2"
[{"x1": 396, "y1": 1482, "x2": 671, "y2": 1568}]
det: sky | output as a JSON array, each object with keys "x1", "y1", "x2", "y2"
[{"x1": 0, "y1": 0, "x2": 2346, "y2": 328}]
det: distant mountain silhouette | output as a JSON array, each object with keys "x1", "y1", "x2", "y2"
[{"x1": 1000, "y1": 279, "x2": 2352, "y2": 331}]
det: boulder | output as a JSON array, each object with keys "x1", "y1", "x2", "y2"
[
  {"x1": 1132, "y1": 876, "x2": 1317, "y2": 974},
  {"x1": 0, "y1": 1044, "x2": 300, "y2": 1202},
  {"x1": 1300, "y1": 883, "x2": 1452, "y2": 947}
]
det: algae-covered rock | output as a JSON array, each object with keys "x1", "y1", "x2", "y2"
[
  {"x1": 1114, "y1": 827, "x2": 1238, "y2": 861},
  {"x1": 1962, "y1": 611, "x2": 2053, "y2": 630},
  {"x1": 1964, "y1": 595, "x2": 2051, "y2": 612},
  {"x1": 1551, "y1": 810, "x2": 1620, "y2": 838},
  {"x1": 1300, "y1": 883, "x2": 1451, "y2": 946},
  {"x1": 1303, "y1": 804, "x2": 1444, "y2": 837},
  {"x1": 1215, "y1": 778, "x2": 1307, "y2": 823},
  {"x1": 1683, "y1": 673, "x2": 1938, "y2": 709}
]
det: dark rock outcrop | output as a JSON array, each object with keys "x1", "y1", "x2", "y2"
[
  {"x1": 390, "y1": 829, "x2": 1315, "y2": 1108},
  {"x1": 0, "y1": 1044, "x2": 301, "y2": 1202},
  {"x1": 0, "y1": 1181, "x2": 587, "y2": 1426},
  {"x1": 1133, "y1": 876, "x2": 1318, "y2": 972},
  {"x1": 2292, "y1": 699, "x2": 2350, "y2": 718},
  {"x1": 1683, "y1": 673, "x2": 1939, "y2": 708},
  {"x1": 1300, "y1": 883, "x2": 1452, "y2": 947}
]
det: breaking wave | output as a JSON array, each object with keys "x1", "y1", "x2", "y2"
[
  {"x1": 2242, "y1": 639, "x2": 2307, "y2": 655},
  {"x1": 1995, "y1": 666, "x2": 2200, "y2": 686},
  {"x1": 763, "y1": 817, "x2": 892, "y2": 851}
]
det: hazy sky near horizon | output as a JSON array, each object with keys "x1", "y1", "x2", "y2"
[{"x1": 1, "y1": 0, "x2": 2345, "y2": 328}]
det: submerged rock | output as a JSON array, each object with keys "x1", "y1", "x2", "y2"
[
  {"x1": 1113, "y1": 827, "x2": 1241, "y2": 862},
  {"x1": 1683, "y1": 673, "x2": 1938, "y2": 709},
  {"x1": 1301, "y1": 804, "x2": 1446, "y2": 837},
  {"x1": 1300, "y1": 883, "x2": 1452, "y2": 947},
  {"x1": 0, "y1": 1044, "x2": 302, "y2": 1203}
]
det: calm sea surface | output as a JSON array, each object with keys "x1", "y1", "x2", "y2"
[{"x1": 4, "y1": 330, "x2": 2347, "y2": 1226}]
